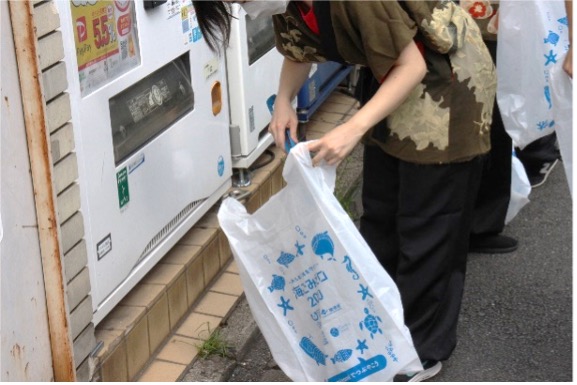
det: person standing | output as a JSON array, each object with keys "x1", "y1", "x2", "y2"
[
  {"x1": 461, "y1": 0, "x2": 519, "y2": 254},
  {"x1": 269, "y1": 2, "x2": 495, "y2": 381},
  {"x1": 194, "y1": 1, "x2": 496, "y2": 381}
]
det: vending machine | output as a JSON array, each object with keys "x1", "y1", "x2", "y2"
[
  {"x1": 225, "y1": 4, "x2": 284, "y2": 173},
  {"x1": 56, "y1": 0, "x2": 232, "y2": 323}
]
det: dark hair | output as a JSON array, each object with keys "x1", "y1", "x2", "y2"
[{"x1": 192, "y1": 1, "x2": 233, "y2": 52}]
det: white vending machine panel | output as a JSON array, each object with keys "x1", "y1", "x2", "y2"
[
  {"x1": 226, "y1": 5, "x2": 284, "y2": 169},
  {"x1": 56, "y1": 0, "x2": 232, "y2": 324}
]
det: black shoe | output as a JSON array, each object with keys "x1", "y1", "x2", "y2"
[
  {"x1": 469, "y1": 234, "x2": 518, "y2": 254},
  {"x1": 394, "y1": 360, "x2": 442, "y2": 382},
  {"x1": 528, "y1": 159, "x2": 559, "y2": 188}
]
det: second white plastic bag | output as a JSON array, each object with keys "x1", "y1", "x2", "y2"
[
  {"x1": 218, "y1": 143, "x2": 421, "y2": 382},
  {"x1": 550, "y1": 61, "x2": 573, "y2": 196},
  {"x1": 497, "y1": 0, "x2": 570, "y2": 149}
]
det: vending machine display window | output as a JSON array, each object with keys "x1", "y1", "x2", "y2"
[
  {"x1": 245, "y1": 15, "x2": 276, "y2": 66},
  {"x1": 110, "y1": 54, "x2": 194, "y2": 164}
]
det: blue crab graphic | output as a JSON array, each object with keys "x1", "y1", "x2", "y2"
[
  {"x1": 311, "y1": 231, "x2": 335, "y2": 261},
  {"x1": 359, "y1": 308, "x2": 383, "y2": 339}
]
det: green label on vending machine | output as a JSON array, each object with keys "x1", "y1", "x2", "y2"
[{"x1": 117, "y1": 167, "x2": 130, "y2": 209}]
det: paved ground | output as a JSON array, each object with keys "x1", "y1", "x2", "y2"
[{"x1": 182, "y1": 146, "x2": 572, "y2": 382}]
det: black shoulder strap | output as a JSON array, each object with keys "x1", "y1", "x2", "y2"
[{"x1": 312, "y1": 1, "x2": 346, "y2": 63}]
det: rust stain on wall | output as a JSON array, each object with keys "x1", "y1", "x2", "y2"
[{"x1": 11, "y1": 344, "x2": 21, "y2": 358}]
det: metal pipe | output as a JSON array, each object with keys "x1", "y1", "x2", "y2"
[{"x1": 7, "y1": 0, "x2": 76, "y2": 381}]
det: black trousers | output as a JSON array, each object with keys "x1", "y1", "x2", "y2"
[
  {"x1": 516, "y1": 132, "x2": 560, "y2": 175},
  {"x1": 359, "y1": 145, "x2": 483, "y2": 362},
  {"x1": 471, "y1": 40, "x2": 512, "y2": 236},
  {"x1": 471, "y1": 97, "x2": 512, "y2": 235}
]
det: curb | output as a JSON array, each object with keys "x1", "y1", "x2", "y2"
[{"x1": 181, "y1": 295, "x2": 260, "y2": 382}]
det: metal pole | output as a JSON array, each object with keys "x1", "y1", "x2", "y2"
[{"x1": 7, "y1": 0, "x2": 76, "y2": 381}]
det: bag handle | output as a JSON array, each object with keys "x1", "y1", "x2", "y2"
[{"x1": 283, "y1": 142, "x2": 337, "y2": 193}]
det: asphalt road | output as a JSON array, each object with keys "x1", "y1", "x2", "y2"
[{"x1": 184, "y1": 155, "x2": 572, "y2": 382}]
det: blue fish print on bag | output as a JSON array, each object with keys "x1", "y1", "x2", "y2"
[
  {"x1": 544, "y1": 30, "x2": 560, "y2": 46},
  {"x1": 558, "y1": 16, "x2": 569, "y2": 26},
  {"x1": 276, "y1": 241, "x2": 304, "y2": 268},
  {"x1": 268, "y1": 274, "x2": 286, "y2": 292},
  {"x1": 359, "y1": 308, "x2": 383, "y2": 340},
  {"x1": 331, "y1": 349, "x2": 353, "y2": 364},
  {"x1": 276, "y1": 252, "x2": 295, "y2": 268},
  {"x1": 299, "y1": 337, "x2": 328, "y2": 366},
  {"x1": 311, "y1": 231, "x2": 335, "y2": 261}
]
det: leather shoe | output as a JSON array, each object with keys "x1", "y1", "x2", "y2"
[{"x1": 469, "y1": 234, "x2": 518, "y2": 254}]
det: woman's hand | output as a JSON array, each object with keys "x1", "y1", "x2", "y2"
[
  {"x1": 269, "y1": 95, "x2": 299, "y2": 150},
  {"x1": 307, "y1": 120, "x2": 365, "y2": 166},
  {"x1": 270, "y1": 58, "x2": 312, "y2": 152},
  {"x1": 563, "y1": 46, "x2": 572, "y2": 78},
  {"x1": 306, "y1": 40, "x2": 426, "y2": 167}
]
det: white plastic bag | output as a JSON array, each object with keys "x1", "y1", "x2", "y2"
[
  {"x1": 505, "y1": 150, "x2": 531, "y2": 225},
  {"x1": 218, "y1": 143, "x2": 421, "y2": 382},
  {"x1": 549, "y1": 60, "x2": 573, "y2": 196},
  {"x1": 497, "y1": 0, "x2": 570, "y2": 149}
]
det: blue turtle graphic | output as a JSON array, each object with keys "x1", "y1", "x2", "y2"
[
  {"x1": 330, "y1": 349, "x2": 353, "y2": 364},
  {"x1": 359, "y1": 308, "x2": 383, "y2": 339},
  {"x1": 311, "y1": 231, "x2": 335, "y2": 261},
  {"x1": 299, "y1": 337, "x2": 328, "y2": 366},
  {"x1": 268, "y1": 274, "x2": 286, "y2": 292}
]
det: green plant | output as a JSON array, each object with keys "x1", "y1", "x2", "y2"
[
  {"x1": 334, "y1": 147, "x2": 362, "y2": 221},
  {"x1": 336, "y1": 180, "x2": 361, "y2": 221},
  {"x1": 195, "y1": 323, "x2": 230, "y2": 359}
]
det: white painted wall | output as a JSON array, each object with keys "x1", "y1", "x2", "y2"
[{"x1": 1, "y1": 2, "x2": 54, "y2": 381}]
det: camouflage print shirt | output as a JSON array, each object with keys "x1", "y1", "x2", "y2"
[{"x1": 273, "y1": 0, "x2": 497, "y2": 164}]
